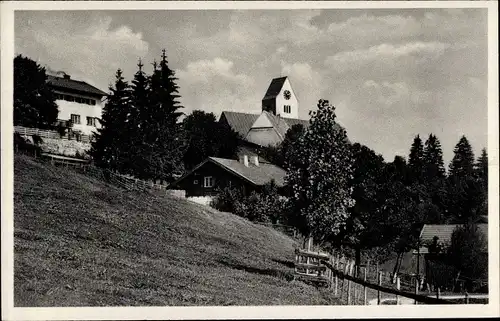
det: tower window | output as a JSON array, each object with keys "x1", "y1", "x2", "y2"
[{"x1": 284, "y1": 105, "x2": 291, "y2": 113}]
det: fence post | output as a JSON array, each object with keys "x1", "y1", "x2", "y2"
[
  {"x1": 414, "y1": 276, "x2": 419, "y2": 305},
  {"x1": 377, "y1": 271, "x2": 382, "y2": 305},
  {"x1": 363, "y1": 266, "x2": 367, "y2": 305},
  {"x1": 396, "y1": 276, "x2": 400, "y2": 305},
  {"x1": 334, "y1": 254, "x2": 339, "y2": 296},
  {"x1": 465, "y1": 292, "x2": 469, "y2": 304},
  {"x1": 353, "y1": 264, "x2": 358, "y2": 305},
  {"x1": 347, "y1": 263, "x2": 352, "y2": 305},
  {"x1": 436, "y1": 287, "x2": 440, "y2": 300}
]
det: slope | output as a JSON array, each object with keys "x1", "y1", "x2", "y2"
[{"x1": 13, "y1": 155, "x2": 337, "y2": 306}]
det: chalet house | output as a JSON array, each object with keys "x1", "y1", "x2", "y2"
[
  {"x1": 169, "y1": 155, "x2": 286, "y2": 198},
  {"x1": 46, "y1": 72, "x2": 107, "y2": 135}
]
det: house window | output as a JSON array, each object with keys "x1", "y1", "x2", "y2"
[
  {"x1": 87, "y1": 117, "x2": 96, "y2": 126},
  {"x1": 284, "y1": 105, "x2": 291, "y2": 113},
  {"x1": 70, "y1": 114, "x2": 81, "y2": 124},
  {"x1": 204, "y1": 176, "x2": 214, "y2": 188},
  {"x1": 90, "y1": 99, "x2": 96, "y2": 105}
]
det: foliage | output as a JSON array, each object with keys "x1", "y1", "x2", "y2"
[
  {"x1": 408, "y1": 135, "x2": 424, "y2": 183},
  {"x1": 183, "y1": 110, "x2": 240, "y2": 169},
  {"x1": 285, "y1": 99, "x2": 354, "y2": 244},
  {"x1": 258, "y1": 124, "x2": 305, "y2": 168},
  {"x1": 14, "y1": 54, "x2": 59, "y2": 129},
  {"x1": 446, "y1": 223, "x2": 487, "y2": 285},
  {"x1": 91, "y1": 50, "x2": 187, "y2": 183},
  {"x1": 448, "y1": 136, "x2": 475, "y2": 180},
  {"x1": 423, "y1": 134, "x2": 446, "y2": 181},
  {"x1": 210, "y1": 180, "x2": 286, "y2": 224},
  {"x1": 90, "y1": 69, "x2": 131, "y2": 171},
  {"x1": 334, "y1": 143, "x2": 386, "y2": 263}
]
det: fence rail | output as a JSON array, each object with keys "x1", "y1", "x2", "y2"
[
  {"x1": 14, "y1": 125, "x2": 94, "y2": 143},
  {"x1": 293, "y1": 245, "x2": 487, "y2": 305}
]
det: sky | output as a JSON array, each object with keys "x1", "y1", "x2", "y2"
[{"x1": 14, "y1": 8, "x2": 488, "y2": 166}]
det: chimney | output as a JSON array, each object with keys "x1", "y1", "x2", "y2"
[
  {"x1": 239, "y1": 155, "x2": 249, "y2": 167},
  {"x1": 251, "y1": 155, "x2": 259, "y2": 167}
]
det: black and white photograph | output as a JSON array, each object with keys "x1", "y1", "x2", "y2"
[{"x1": 1, "y1": 1, "x2": 499, "y2": 320}]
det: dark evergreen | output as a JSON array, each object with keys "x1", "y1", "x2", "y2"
[
  {"x1": 91, "y1": 69, "x2": 131, "y2": 171},
  {"x1": 449, "y1": 136, "x2": 475, "y2": 180},
  {"x1": 408, "y1": 135, "x2": 424, "y2": 183},
  {"x1": 14, "y1": 54, "x2": 58, "y2": 129},
  {"x1": 423, "y1": 134, "x2": 446, "y2": 181}
]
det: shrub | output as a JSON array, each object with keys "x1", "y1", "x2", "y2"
[
  {"x1": 210, "y1": 186, "x2": 245, "y2": 213},
  {"x1": 446, "y1": 223, "x2": 487, "y2": 290}
]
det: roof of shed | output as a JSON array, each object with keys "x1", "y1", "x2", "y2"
[
  {"x1": 415, "y1": 224, "x2": 488, "y2": 254},
  {"x1": 47, "y1": 75, "x2": 107, "y2": 97}
]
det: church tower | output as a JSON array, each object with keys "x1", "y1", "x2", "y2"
[{"x1": 261, "y1": 76, "x2": 299, "y2": 119}]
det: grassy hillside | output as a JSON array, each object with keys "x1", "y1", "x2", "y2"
[{"x1": 14, "y1": 155, "x2": 338, "y2": 306}]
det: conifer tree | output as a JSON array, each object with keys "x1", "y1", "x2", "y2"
[
  {"x1": 134, "y1": 50, "x2": 186, "y2": 182},
  {"x1": 127, "y1": 59, "x2": 151, "y2": 176},
  {"x1": 91, "y1": 69, "x2": 131, "y2": 171},
  {"x1": 14, "y1": 54, "x2": 58, "y2": 129},
  {"x1": 449, "y1": 136, "x2": 475, "y2": 180},
  {"x1": 408, "y1": 135, "x2": 424, "y2": 183},
  {"x1": 475, "y1": 148, "x2": 488, "y2": 183},
  {"x1": 286, "y1": 99, "x2": 354, "y2": 245},
  {"x1": 423, "y1": 134, "x2": 446, "y2": 181}
]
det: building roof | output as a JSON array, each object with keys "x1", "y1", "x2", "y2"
[
  {"x1": 220, "y1": 111, "x2": 260, "y2": 138},
  {"x1": 47, "y1": 75, "x2": 107, "y2": 97},
  {"x1": 170, "y1": 156, "x2": 286, "y2": 189},
  {"x1": 262, "y1": 76, "x2": 288, "y2": 100},
  {"x1": 415, "y1": 224, "x2": 488, "y2": 254},
  {"x1": 220, "y1": 110, "x2": 312, "y2": 140}
]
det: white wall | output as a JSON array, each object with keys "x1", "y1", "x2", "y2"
[
  {"x1": 56, "y1": 92, "x2": 103, "y2": 135},
  {"x1": 246, "y1": 127, "x2": 282, "y2": 147},
  {"x1": 274, "y1": 78, "x2": 299, "y2": 119}
]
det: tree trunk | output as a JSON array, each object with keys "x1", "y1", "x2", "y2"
[{"x1": 392, "y1": 252, "x2": 402, "y2": 282}]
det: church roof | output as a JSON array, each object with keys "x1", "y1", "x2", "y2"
[
  {"x1": 219, "y1": 111, "x2": 259, "y2": 138},
  {"x1": 262, "y1": 76, "x2": 288, "y2": 100}
]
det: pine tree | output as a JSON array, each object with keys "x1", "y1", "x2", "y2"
[
  {"x1": 285, "y1": 99, "x2": 354, "y2": 245},
  {"x1": 91, "y1": 69, "x2": 131, "y2": 171},
  {"x1": 475, "y1": 148, "x2": 488, "y2": 183},
  {"x1": 14, "y1": 54, "x2": 58, "y2": 129},
  {"x1": 408, "y1": 135, "x2": 424, "y2": 183},
  {"x1": 127, "y1": 59, "x2": 151, "y2": 176},
  {"x1": 423, "y1": 134, "x2": 446, "y2": 181},
  {"x1": 134, "y1": 50, "x2": 186, "y2": 182},
  {"x1": 449, "y1": 136, "x2": 475, "y2": 180}
]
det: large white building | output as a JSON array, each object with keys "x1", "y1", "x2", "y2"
[{"x1": 47, "y1": 72, "x2": 107, "y2": 135}]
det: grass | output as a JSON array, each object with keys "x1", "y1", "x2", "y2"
[{"x1": 13, "y1": 154, "x2": 340, "y2": 307}]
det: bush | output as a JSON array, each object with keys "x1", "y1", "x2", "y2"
[
  {"x1": 14, "y1": 133, "x2": 42, "y2": 156},
  {"x1": 446, "y1": 223, "x2": 487, "y2": 291},
  {"x1": 210, "y1": 186, "x2": 245, "y2": 213},
  {"x1": 210, "y1": 181, "x2": 287, "y2": 224}
]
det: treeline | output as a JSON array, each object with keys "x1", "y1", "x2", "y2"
[
  {"x1": 90, "y1": 50, "x2": 241, "y2": 183},
  {"x1": 217, "y1": 100, "x2": 488, "y2": 281}
]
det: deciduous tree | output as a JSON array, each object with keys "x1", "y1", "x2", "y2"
[
  {"x1": 286, "y1": 99, "x2": 354, "y2": 246},
  {"x1": 14, "y1": 54, "x2": 58, "y2": 129}
]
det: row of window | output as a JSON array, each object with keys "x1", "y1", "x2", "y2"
[
  {"x1": 284, "y1": 105, "x2": 291, "y2": 113},
  {"x1": 55, "y1": 93, "x2": 97, "y2": 105},
  {"x1": 70, "y1": 114, "x2": 97, "y2": 126}
]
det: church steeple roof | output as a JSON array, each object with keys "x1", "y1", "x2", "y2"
[{"x1": 262, "y1": 76, "x2": 288, "y2": 100}]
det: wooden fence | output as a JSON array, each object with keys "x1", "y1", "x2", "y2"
[
  {"x1": 14, "y1": 125, "x2": 94, "y2": 143},
  {"x1": 37, "y1": 152, "x2": 171, "y2": 193},
  {"x1": 294, "y1": 248, "x2": 487, "y2": 305}
]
